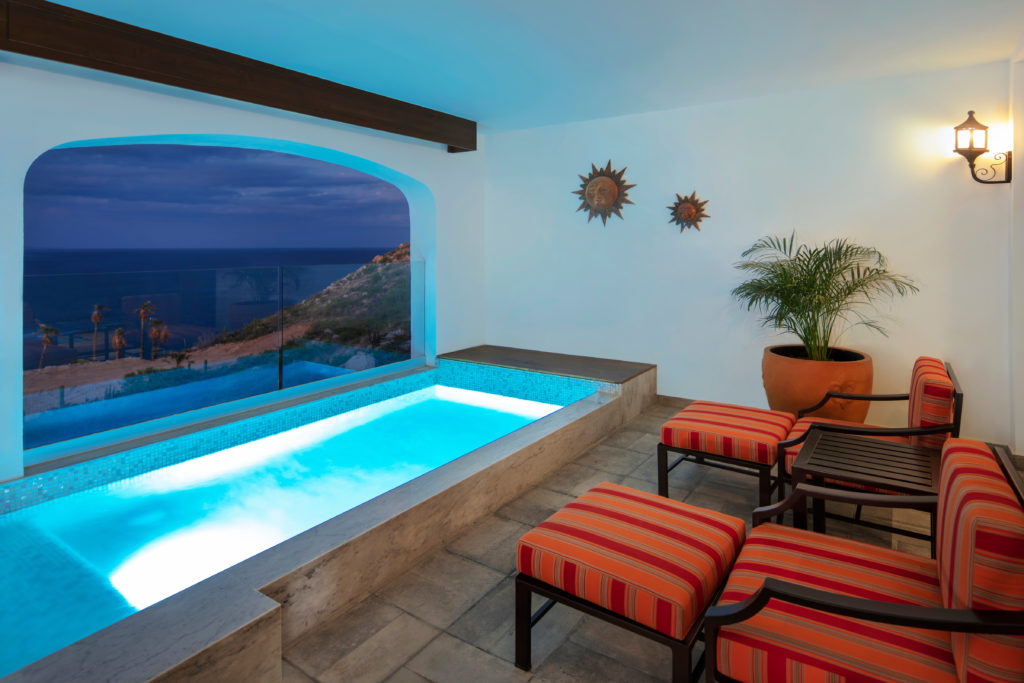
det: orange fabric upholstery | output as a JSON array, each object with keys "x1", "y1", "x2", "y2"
[
  {"x1": 516, "y1": 482, "x2": 745, "y2": 640},
  {"x1": 937, "y1": 439, "x2": 1024, "y2": 682},
  {"x1": 661, "y1": 401, "x2": 795, "y2": 465},
  {"x1": 715, "y1": 523, "x2": 957, "y2": 682},
  {"x1": 907, "y1": 357, "x2": 956, "y2": 450}
]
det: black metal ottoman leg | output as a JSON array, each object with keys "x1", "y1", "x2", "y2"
[
  {"x1": 758, "y1": 466, "x2": 772, "y2": 507},
  {"x1": 671, "y1": 640, "x2": 691, "y2": 683},
  {"x1": 514, "y1": 575, "x2": 532, "y2": 671},
  {"x1": 658, "y1": 443, "x2": 669, "y2": 497}
]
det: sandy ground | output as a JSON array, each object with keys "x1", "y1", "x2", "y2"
[{"x1": 24, "y1": 323, "x2": 312, "y2": 394}]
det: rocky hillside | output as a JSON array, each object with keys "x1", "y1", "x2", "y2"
[{"x1": 223, "y1": 243, "x2": 411, "y2": 353}]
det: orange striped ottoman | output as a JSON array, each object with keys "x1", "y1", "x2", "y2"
[
  {"x1": 514, "y1": 482, "x2": 746, "y2": 683},
  {"x1": 659, "y1": 400, "x2": 796, "y2": 506}
]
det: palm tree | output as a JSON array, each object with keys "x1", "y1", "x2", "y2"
[
  {"x1": 732, "y1": 233, "x2": 918, "y2": 361},
  {"x1": 134, "y1": 301, "x2": 155, "y2": 359},
  {"x1": 112, "y1": 328, "x2": 127, "y2": 359},
  {"x1": 159, "y1": 324, "x2": 171, "y2": 357},
  {"x1": 149, "y1": 319, "x2": 167, "y2": 358},
  {"x1": 38, "y1": 324, "x2": 58, "y2": 369},
  {"x1": 90, "y1": 304, "x2": 109, "y2": 361}
]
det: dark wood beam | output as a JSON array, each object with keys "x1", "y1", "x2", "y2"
[{"x1": 0, "y1": 0, "x2": 477, "y2": 152}]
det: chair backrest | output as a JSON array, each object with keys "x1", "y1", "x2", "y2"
[
  {"x1": 907, "y1": 357, "x2": 959, "y2": 449},
  {"x1": 936, "y1": 439, "x2": 1024, "y2": 682}
]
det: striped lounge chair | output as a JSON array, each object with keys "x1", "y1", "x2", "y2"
[
  {"x1": 514, "y1": 482, "x2": 747, "y2": 682},
  {"x1": 658, "y1": 401, "x2": 796, "y2": 506},
  {"x1": 780, "y1": 356, "x2": 963, "y2": 471},
  {"x1": 704, "y1": 438, "x2": 1024, "y2": 682}
]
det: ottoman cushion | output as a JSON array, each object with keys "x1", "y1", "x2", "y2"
[
  {"x1": 517, "y1": 482, "x2": 746, "y2": 640},
  {"x1": 661, "y1": 401, "x2": 796, "y2": 465}
]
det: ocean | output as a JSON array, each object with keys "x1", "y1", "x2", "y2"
[
  {"x1": 23, "y1": 247, "x2": 399, "y2": 347},
  {"x1": 24, "y1": 247, "x2": 391, "y2": 276}
]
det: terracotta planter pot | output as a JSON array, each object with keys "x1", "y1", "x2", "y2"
[{"x1": 761, "y1": 345, "x2": 874, "y2": 422}]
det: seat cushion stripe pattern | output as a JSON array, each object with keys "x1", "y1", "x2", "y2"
[
  {"x1": 907, "y1": 356, "x2": 955, "y2": 450},
  {"x1": 715, "y1": 522, "x2": 957, "y2": 682},
  {"x1": 661, "y1": 401, "x2": 795, "y2": 465},
  {"x1": 516, "y1": 482, "x2": 745, "y2": 640},
  {"x1": 936, "y1": 439, "x2": 1024, "y2": 683}
]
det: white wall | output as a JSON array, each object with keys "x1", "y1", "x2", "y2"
[
  {"x1": 0, "y1": 54, "x2": 488, "y2": 481},
  {"x1": 1012, "y1": 46, "x2": 1024, "y2": 453},
  {"x1": 484, "y1": 62, "x2": 1013, "y2": 443}
]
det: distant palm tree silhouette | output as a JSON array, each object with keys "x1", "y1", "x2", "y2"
[
  {"x1": 91, "y1": 304, "x2": 109, "y2": 361},
  {"x1": 135, "y1": 301, "x2": 155, "y2": 360},
  {"x1": 149, "y1": 319, "x2": 167, "y2": 358},
  {"x1": 112, "y1": 328, "x2": 127, "y2": 359},
  {"x1": 38, "y1": 323, "x2": 59, "y2": 369}
]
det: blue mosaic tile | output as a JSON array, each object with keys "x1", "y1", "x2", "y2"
[{"x1": 1, "y1": 362, "x2": 612, "y2": 514}]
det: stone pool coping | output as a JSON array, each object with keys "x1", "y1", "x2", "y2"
[{"x1": 5, "y1": 360, "x2": 656, "y2": 682}]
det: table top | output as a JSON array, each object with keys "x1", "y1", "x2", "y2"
[{"x1": 791, "y1": 430, "x2": 940, "y2": 494}]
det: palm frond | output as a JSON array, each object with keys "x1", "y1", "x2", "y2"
[{"x1": 732, "y1": 233, "x2": 917, "y2": 359}]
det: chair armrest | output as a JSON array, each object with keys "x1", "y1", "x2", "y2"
[
  {"x1": 797, "y1": 392, "x2": 910, "y2": 418},
  {"x1": 705, "y1": 577, "x2": 1024, "y2": 634},
  {"x1": 777, "y1": 422, "x2": 954, "y2": 450},
  {"x1": 751, "y1": 483, "x2": 937, "y2": 526}
]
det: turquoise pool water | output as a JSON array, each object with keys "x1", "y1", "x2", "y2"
[{"x1": 0, "y1": 385, "x2": 561, "y2": 677}]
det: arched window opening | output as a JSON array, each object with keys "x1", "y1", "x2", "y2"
[{"x1": 24, "y1": 143, "x2": 414, "y2": 454}]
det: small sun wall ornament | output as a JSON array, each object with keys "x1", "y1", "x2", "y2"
[
  {"x1": 572, "y1": 160, "x2": 635, "y2": 225},
  {"x1": 668, "y1": 191, "x2": 710, "y2": 232}
]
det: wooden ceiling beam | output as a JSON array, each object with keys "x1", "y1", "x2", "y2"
[{"x1": 0, "y1": 0, "x2": 477, "y2": 152}]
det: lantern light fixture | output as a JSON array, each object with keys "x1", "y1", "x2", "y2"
[{"x1": 953, "y1": 110, "x2": 1011, "y2": 184}]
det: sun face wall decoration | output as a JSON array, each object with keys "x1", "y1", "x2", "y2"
[
  {"x1": 668, "y1": 191, "x2": 709, "y2": 231},
  {"x1": 573, "y1": 161, "x2": 635, "y2": 225}
]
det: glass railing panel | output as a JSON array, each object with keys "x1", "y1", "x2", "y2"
[
  {"x1": 280, "y1": 260, "x2": 417, "y2": 390},
  {"x1": 24, "y1": 265, "x2": 283, "y2": 450},
  {"x1": 23, "y1": 259, "x2": 423, "y2": 455}
]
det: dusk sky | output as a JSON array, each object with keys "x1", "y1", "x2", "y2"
[{"x1": 24, "y1": 145, "x2": 410, "y2": 251}]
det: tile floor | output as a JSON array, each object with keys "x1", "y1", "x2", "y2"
[{"x1": 281, "y1": 400, "x2": 935, "y2": 683}]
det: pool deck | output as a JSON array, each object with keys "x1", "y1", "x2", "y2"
[{"x1": 281, "y1": 398, "x2": 935, "y2": 683}]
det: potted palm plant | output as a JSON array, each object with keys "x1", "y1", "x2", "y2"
[{"x1": 732, "y1": 233, "x2": 918, "y2": 421}]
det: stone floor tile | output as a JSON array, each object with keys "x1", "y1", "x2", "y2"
[
  {"x1": 496, "y1": 487, "x2": 576, "y2": 527},
  {"x1": 600, "y1": 429, "x2": 647, "y2": 450},
  {"x1": 824, "y1": 518, "x2": 895, "y2": 549},
  {"x1": 376, "y1": 551, "x2": 505, "y2": 629},
  {"x1": 406, "y1": 633, "x2": 529, "y2": 683},
  {"x1": 569, "y1": 614, "x2": 673, "y2": 680},
  {"x1": 383, "y1": 667, "x2": 431, "y2": 683},
  {"x1": 285, "y1": 595, "x2": 403, "y2": 677},
  {"x1": 447, "y1": 515, "x2": 530, "y2": 575},
  {"x1": 616, "y1": 475, "x2": 658, "y2": 495},
  {"x1": 645, "y1": 403, "x2": 687, "y2": 419},
  {"x1": 629, "y1": 453, "x2": 707, "y2": 490},
  {"x1": 575, "y1": 444, "x2": 650, "y2": 476},
  {"x1": 282, "y1": 660, "x2": 316, "y2": 683},
  {"x1": 894, "y1": 534, "x2": 933, "y2": 558},
  {"x1": 446, "y1": 575, "x2": 518, "y2": 653},
  {"x1": 624, "y1": 415, "x2": 665, "y2": 434},
  {"x1": 617, "y1": 475, "x2": 692, "y2": 500},
  {"x1": 530, "y1": 639, "x2": 665, "y2": 683},
  {"x1": 683, "y1": 486, "x2": 756, "y2": 522},
  {"x1": 627, "y1": 432, "x2": 662, "y2": 454},
  {"x1": 489, "y1": 595, "x2": 583, "y2": 666},
  {"x1": 318, "y1": 612, "x2": 438, "y2": 683},
  {"x1": 541, "y1": 462, "x2": 624, "y2": 497},
  {"x1": 891, "y1": 508, "x2": 932, "y2": 533}
]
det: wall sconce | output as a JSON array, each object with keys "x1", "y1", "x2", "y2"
[{"x1": 953, "y1": 110, "x2": 1011, "y2": 184}]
